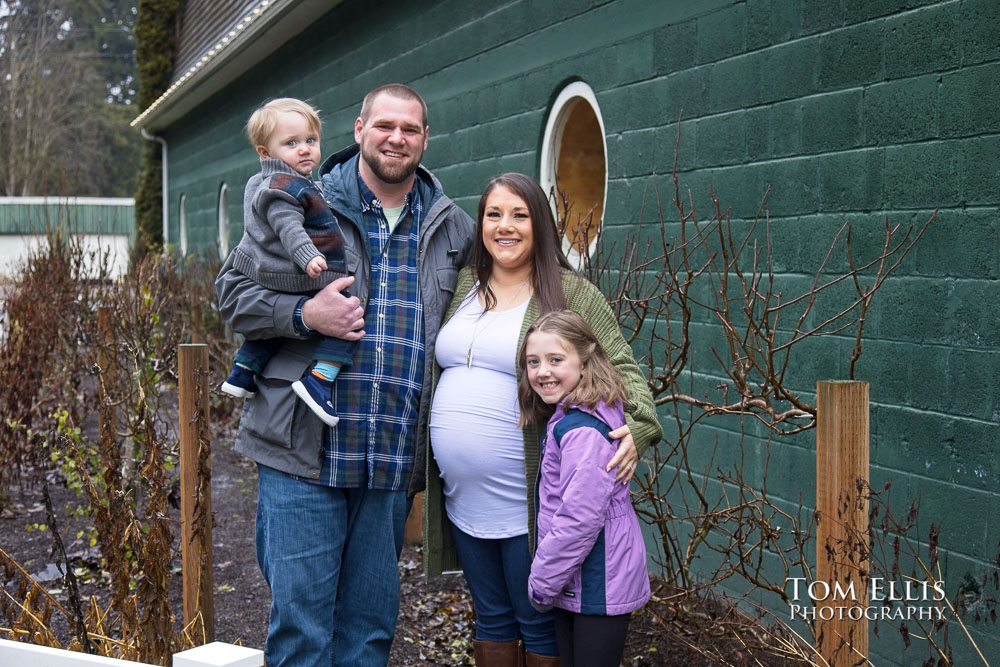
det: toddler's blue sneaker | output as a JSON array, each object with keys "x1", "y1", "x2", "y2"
[
  {"x1": 291, "y1": 373, "x2": 340, "y2": 427},
  {"x1": 220, "y1": 366, "x2": 258, "y2": 398}
]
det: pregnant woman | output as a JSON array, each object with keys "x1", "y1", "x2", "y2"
[{"x1": 425, "y1": 173, "x2": 661, "y2": 666}]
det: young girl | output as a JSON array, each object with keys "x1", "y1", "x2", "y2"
[{"x1": 517, "y1": 310, "x2": 651, "y2": 667}]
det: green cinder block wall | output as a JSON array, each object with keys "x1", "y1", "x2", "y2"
[{"x1": 163, "y1": 0, "x2": 999, "y2": 662}]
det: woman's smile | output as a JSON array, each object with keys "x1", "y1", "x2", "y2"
[{"x1": 482, "y1": 185, "x2": 534, "y2": 274}]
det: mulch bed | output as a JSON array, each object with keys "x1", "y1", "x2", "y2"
[{"x1": 0, "y1": 415, "x2": 796, "y2": 665}]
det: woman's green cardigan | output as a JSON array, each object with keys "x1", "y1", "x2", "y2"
[{"x1": 422, "y1": 267, "x2": 663, "y2": 577}]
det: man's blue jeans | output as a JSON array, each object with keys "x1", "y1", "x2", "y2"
[
  {"x1": 256, "y1": 464, "x2": 408, "y2": 666},
  {"x1": 450, "y1": 526, "x2": 559, "y2": 656}
]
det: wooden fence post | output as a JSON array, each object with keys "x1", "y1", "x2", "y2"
[
  {"x1": 179, "y1": 343, "x2": 214, "y2": 641},
  {"x1": 816, "y1": 380, "x2": 869, "y2": 666}
]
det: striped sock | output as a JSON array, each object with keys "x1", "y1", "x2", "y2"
[{"x1": 311, "y1": 361, "x2": 341, "y2": 382}]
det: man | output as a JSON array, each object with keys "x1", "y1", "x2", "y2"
[{"x1": 216, "y1": 84, "x2": 475, "y2": 666}]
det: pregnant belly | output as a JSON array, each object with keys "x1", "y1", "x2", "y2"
[{"x1": 430, "y1": 366, "x2": 525, "y2": 498}]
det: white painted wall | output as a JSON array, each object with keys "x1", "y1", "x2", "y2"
[{"x1": 0, "y1": 234, "x2": 131, "y2": 279}]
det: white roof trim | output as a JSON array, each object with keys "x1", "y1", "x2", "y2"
[{"x1": 132, "y1": 0, "x2": 339, "y2": 132}]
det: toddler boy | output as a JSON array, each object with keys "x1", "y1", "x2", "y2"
[{"x1": 220, "y1": 97, "x2": 354, "y2": 427}]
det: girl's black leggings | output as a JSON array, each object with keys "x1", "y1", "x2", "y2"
[{"x1": 552, "y1": 608, "x2": 632, "y2": 667}]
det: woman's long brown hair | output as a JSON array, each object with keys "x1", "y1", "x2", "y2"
[{"x1": 471, "y1": 173, "x2": 575, "y2": 313}]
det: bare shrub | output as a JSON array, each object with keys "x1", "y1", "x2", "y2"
[
  {"x1": 551, "y1": 123, "x2": 995, "y2": 663},
  {"x1": 0, "y1": 228, "x2": 112, "y2": 496},
  {"x1": 0, "y1": 234, "x2": 230, "y2": 662}
]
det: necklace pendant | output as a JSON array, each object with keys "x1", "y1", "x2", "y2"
[{"x1": 466, "y1": 346, "x2": 473, "y2": 368}]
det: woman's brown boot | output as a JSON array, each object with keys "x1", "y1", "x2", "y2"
[
  {"x1": 474, "y1": 639, "x2": 525, "y2": 666},
  {"x1": 524, "y1": 652, "x2": 561, "y2": 666}
]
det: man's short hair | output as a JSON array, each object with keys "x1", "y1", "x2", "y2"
[
  {"x1": 246, "y1": 98, "x2": 322, "y2": 147},
  {"x1": 360, "y1": 84, "x2": 428, "y2": 128}
]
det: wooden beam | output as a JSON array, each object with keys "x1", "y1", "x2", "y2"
[
  {"x1": 178, "y1": 343, "x2": 214, "y2": 641},
  {"x1": 816, "y1": 380, "x2": 870, "y2": 666}
]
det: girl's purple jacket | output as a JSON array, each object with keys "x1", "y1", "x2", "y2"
[{"x1": 528, "y1": 400, "x2": 651, "y2": 615}]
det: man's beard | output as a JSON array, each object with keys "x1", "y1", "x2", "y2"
[{"x1": 360, "y1": 144, "x2": 423, "y2": 185}]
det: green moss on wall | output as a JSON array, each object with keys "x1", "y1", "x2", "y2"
[{"x1": 133, "y1": 0, "x2": 183, "y2": 259}]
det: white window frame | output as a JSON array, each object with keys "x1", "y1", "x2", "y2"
[
  {"x1": 538, "y1": 81, "x2": 609, "y2": 267},
  {"x1": 218, "y1": 183, "x2": 230, "y2": 259},
  {"x1": 179, "y1": 194, "x2": 188, "y2": 257}
]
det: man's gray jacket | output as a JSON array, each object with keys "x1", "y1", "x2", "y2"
[{"x1": 215, "y1": 145, "x2": 475, "y2": 495}]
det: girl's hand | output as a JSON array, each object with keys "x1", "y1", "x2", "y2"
[
  {"x1": 606, "y1": 426, "x2": 638, "y2": 485},
  {"x1": 306, "y1": 256, "x2": 327, "y2": 278}
]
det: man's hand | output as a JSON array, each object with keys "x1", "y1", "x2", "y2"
[
  {"x1": 301, "y1": 276, "x2": 365, "y2": 340},
  {"x1": 306, "y1": 256, "x2": 327, "y2": 278},
  {"x1": 606, "y1": 425, "x2": 639, "y2": 485}
]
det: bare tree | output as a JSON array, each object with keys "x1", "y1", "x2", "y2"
[{"x1": 0, "y1": 0, "x2": 112, "y2": 195}]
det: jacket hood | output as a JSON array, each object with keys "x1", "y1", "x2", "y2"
[
  {"x1": 318, "y1": 143, "x2": 359, "y2": 178},
  {"x1": 554, "y1": 399, "x2": 626, "y2": 432}
]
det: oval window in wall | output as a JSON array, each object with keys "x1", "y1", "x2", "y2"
[
  {"x1": 179, "y1": 194, "x2": 188, "y2": 257},
  {"x1": 539, "y1": 81, "x2": 608, "y2": 266},
  {"x1": 218, "y1": 183, "x2": 230, "y2": 259}
]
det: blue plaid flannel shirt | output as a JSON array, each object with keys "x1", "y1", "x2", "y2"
[{"x1": 300, "y1": 173, "x2": 424, "y2": 490}]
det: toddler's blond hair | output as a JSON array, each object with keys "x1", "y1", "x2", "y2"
[{"x1": 246, "y1": 98, "x2": 322, "y2": 148}]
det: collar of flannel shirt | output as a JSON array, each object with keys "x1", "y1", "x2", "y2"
[{"x1": 356, "y1": 168, "x2": 422, "y2": 222}]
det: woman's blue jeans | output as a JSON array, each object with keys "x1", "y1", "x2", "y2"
[
  {"x1": 256, "y1": 464, "x2": 408, "y2": 666},
  {"x1": 450, "y1": 525, "x2": 559, "y2": 656}
]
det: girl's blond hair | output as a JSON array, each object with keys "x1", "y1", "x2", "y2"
[
  {"x1": 246, "y1": 98, "x2": 322, "y2": 148},
  {"x1": 517, "y1": 310, "x2": 628, "y2": 426}
]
